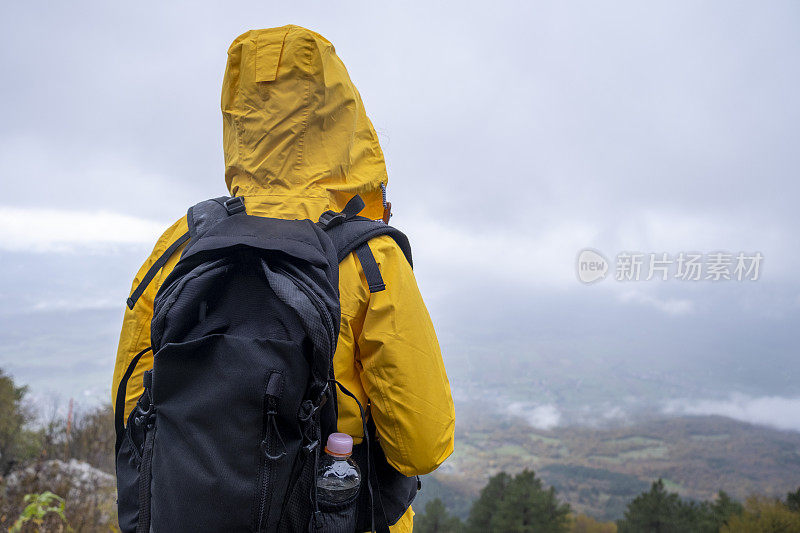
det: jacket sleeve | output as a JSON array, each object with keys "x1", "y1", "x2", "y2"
[
  {"x1": 111, "y1": 217, "x2": 188, "y2": 425},
  {"x1": 356, "y1": 236, "x2": 456, "y2": 476}
]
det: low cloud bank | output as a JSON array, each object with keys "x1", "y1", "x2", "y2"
[
  {"x1": 503, "y1": 395, "x2": 800, "y2": 434},
  {"x1": 0, "y1": 207, "x2": 167, "y2": 252},
  {"x1": 664, "y1": 394, "x2": 800, "y2": 433},
  {"x1": 507, "y1": 402, "x2": 562, "y2": 430}
]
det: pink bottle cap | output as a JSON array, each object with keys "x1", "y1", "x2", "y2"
[{"x1": 325, "y1": 432, "x2": 353, "y2": 457}]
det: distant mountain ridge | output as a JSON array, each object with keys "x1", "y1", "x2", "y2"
[{"x1": 418, "y1": 414, "x2": 800, "y2": 521}]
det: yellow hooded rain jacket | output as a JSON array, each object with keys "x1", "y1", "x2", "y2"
[{"x1": 112, "y1": 25, "x2": 455, "y2": 532}]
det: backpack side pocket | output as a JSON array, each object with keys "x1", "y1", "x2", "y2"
[
  {"x1": 317, "y1": 490, "x2": 359, "y2": 533},
  {"x1": 116, "y1": 403, "x2": 148, "y2": 533}
]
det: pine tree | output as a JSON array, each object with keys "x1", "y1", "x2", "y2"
[
  {"x1": 0, "y1": 369, "x2": 34, "y2": 475},
  {"x1": 617, "y1": 479, "x2": 697, "y2": 533},
  {"x1": 710, "y1": 491, "x2": 744, "y2": 528},
  {"x1": 416, "y1": 498, "x2": 463, "y2": 533},
  {"x1": 617, "y1": 481, "x2": 744, "y2": 533},
  {"x1": 786, "y1": 486, "x2": 800, "y2": 513},
  {"x1": 466, "y1": 471, "x2": 511, "y2": 533},
  {"x1": 489, "y1": 469, "x2": 571, "y2": 533}
]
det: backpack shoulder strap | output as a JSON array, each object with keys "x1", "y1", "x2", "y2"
[
  {"x1": 186, "y1": 196, "x2": 245, "y2": 241},
  {"x1": 126, "y1": 196, "x2": 245, "y2": 309},
  {"x1": 318, "y1": 196, "x2": 413, "y2": 293}
]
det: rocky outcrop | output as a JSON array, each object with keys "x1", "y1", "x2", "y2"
[{"x1": 1, "y1": 459, "x2": 117, "y2": 532}]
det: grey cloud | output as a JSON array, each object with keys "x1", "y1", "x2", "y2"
[{"x1": 0, "y1": 1, "x2": 797, "y2": 423}]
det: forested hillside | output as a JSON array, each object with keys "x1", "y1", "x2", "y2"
[
  {"x1": 415, "y1": 472, "x2": 800, "y2": 532},
  {"x1": 2, "y1": 368, "x2": 799, "y2": 531},
  {"x1": 419, "y1": 411, "x2": 800, "y2": 521}
]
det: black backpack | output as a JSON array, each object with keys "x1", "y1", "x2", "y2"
[{"x1": 114, "y1": 195, "x2": 418, "y2": 533}]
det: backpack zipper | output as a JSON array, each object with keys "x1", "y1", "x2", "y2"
[
  {"x1": 257, "y1": 372, "x2": 284, "y2": 532},
  {"x1": 256, "y1": 406, "x2": 275, "y2": 532}
]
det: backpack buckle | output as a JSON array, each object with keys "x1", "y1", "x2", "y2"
[
  {"x1": 318, "y1": 196, "x2": 366, "y2": 229},
  {"x1": 223, "y1": 197, "x2": 246, "y2": 215},
  {"x1": 302, "y1": 439, "x2": 320, "y2": 456},
  {"x1": 318, "y1": 210, "x2": 346, "y2": 229},
  {"x1": 298, "y1": 399, "x2": 320, "y2": 422}
]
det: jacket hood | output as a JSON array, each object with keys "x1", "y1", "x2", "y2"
[{"x1": 222, "y1": 26, "x2": 387, "y2": 220}]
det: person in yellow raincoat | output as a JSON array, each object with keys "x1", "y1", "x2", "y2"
[{"x1": 112, "y1": 25, "x2": 455, "y2": 532}]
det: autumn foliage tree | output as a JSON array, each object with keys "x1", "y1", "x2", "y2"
[
  {"x1": 569, "y1": 513, "x2": 618, "y2": 533},
  {"x1": 720, "y1": 496, "x2": 800, "y2": 532}
]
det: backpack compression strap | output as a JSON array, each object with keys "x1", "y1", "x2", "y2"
[
  {"x1": 318, "y1": 195, "x2": 413, "y2": 293},
  {"x1": 125, "y1": 196, "x2": 245, "y2": 310},
  {"x1": 126, "y1": 233, "x2": 190, "y2": 309}
]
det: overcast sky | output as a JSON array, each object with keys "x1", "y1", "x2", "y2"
[{"x1": 1, "y1": 1, "x2": 798, "y2": 430}]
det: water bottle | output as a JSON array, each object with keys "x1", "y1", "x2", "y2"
[{"x1": 317, "y1": 432, "x2": 361, "y2": 504}]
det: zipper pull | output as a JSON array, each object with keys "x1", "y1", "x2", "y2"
[
  {"x1": 261, "y1": 407, "x2": 287, "y2": 461},
  {"x1": 260, "y1": 373, "x2": 286, "y2": 460}
]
